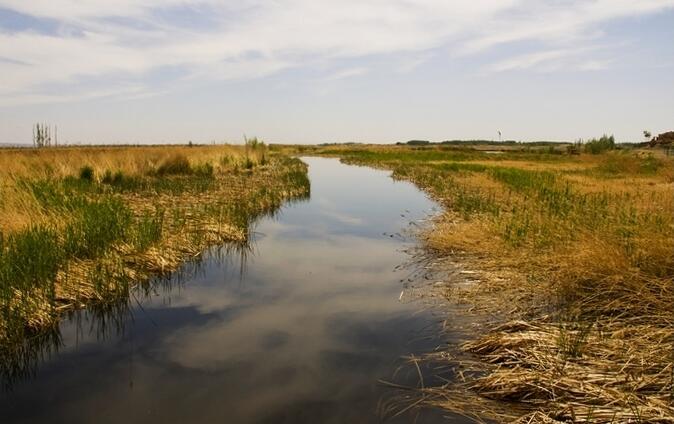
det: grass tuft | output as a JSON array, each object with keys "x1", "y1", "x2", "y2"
[
  {"x1": 155, "y1": 154, "x2": 192, "y2": 176},
  {"x1": 63, "y1": 198, "x2": 132, "y2": 259},
  {"x1": 79, "y1": 166, "x2": 95, "y2": 182}
]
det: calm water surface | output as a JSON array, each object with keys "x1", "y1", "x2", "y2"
[{"x1": 1, "y1": 158, "x2": 465, "y2": 423}]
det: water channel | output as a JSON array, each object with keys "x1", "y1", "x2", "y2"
[{"x1": 1, "y1": 157, "x2": 468, "y2": 423}]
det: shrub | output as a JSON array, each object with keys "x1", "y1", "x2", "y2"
[
  {"x1": 193, "y1": 163, "x2": 214, "y2": 177},
  {"x1": 79, "y1": 166, "x2": 95, "y2": 182},
  {"x1": 639, "y1": 155, "x2": 663, "y2": 174},
  {"x1": 101, "y1": 170, "x2": 143, "y2": 192},
  {"x1": 584, "y1": 135, "x2": 615, "y2": 154},
  {"x1": 245, "y1": 136, "x2": 265, "y2": 150},
  {"x1": 101, "y1": 170, "x2": 113, "y2": 184},
  {"x1": 156, "y1": 154, "x2": 192, "y2": 175}
]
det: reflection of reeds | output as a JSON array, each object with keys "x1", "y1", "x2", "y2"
[
  {"x1": 323, "y1": 144, "x2": 674, "y2": 422},
  {"x1": 0, "y1": 325, "x2": 63, "y2": 390},
  {"x1": 0, "y1": 232, "x2": 266, "y2": 390},
  {"x1": 0, "y1": 145, "x2": 310, "y2": 353}
]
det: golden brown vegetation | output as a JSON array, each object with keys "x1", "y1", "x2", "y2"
[
  {"x1": 317, "y1": 144, "x2": 674, "y2": 423},
  {"x1": 0, "y1": 144, "x2": 309, "y2": 347}
]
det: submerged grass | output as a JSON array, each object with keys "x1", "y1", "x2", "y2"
[
  {"x1": 315, "y1": 143, "x2": 674, "y2": 423},
  {"x1": 0, "y1": 145, "x2": 309, "y2": 351}
]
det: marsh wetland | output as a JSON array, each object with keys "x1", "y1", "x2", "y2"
[
  {"x1": 1, "y1": 143, "x2": 673, "y2": 423},
  {"x1": 0, "y1": 156, "x2": 462, "y2": 423}
]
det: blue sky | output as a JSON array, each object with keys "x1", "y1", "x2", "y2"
[{"x1": 0, "y1": 0, "x2": 673, "y2": 144}]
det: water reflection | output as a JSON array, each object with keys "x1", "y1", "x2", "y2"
[
  {"x1": 1, "y1": 158, "x2": 461, "y2": 423},
  {"x1": 0, "y1": 236, "x2": 263, "y2": 389}
]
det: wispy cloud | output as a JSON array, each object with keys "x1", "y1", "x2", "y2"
[
  {"x1": 485, "y1": 46, "x2": 612, "y2": 73},
  {"x1": 488, "y1": 49, "x2": 576, "y2": 72},
  {"x1": 0, "y1": 84, "x2": 149, "y2": 107},
  {"x1": 0, "y1": 0, "x2": 673, "y2": 105},
  {"x1": 321, "y1": 67, "x2": 368, "y2": 81}
]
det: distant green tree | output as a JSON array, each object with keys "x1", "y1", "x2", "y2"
[{"x1": 583, "y1": 134, "x2": 615, "y2": 154}]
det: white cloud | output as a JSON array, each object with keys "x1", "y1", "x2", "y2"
[
  {"x1": 321, "y1": 67, "x2": 368, "y2": 81},
  {"x1": 578, "y1": 60, "x2": 611, "y2": 71},
  {"x1": 485, "y1": 46, "x2": 613, "y2": 73},
  {"x1": 0, "y1": 0, "x2": 191, "y2": 20},
  {"x1": 0, "y1": 0, "x2": 673, "y2": 105},
  {"x1": 488, "y1": 49, "x2": 575, "y2": 72},
  {"x1": 0, "y1": 85, "x2": 149, "y2": 106}
]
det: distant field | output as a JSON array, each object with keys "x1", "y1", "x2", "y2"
[
  {"x1": 311, "y1": 143, "x2": 674, "y2": 422},
  {"x1": 0, "y1": 144, "x2": 309, "y2": 348}
]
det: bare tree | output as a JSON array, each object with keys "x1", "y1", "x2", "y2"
[{"x1": 33, "y1": 123, "x2": 57, "y2": 148}]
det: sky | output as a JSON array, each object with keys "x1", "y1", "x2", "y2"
[{"x1": 0, "y1": 0, "x2": 673, "y2": 145}]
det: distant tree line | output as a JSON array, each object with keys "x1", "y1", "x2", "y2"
[{"x1": 397, "y1": 139, "x2": 559, "y2": 146}]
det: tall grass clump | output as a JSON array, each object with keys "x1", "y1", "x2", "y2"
[
  {"x1": 0, "y1": 226, "x2": 61, "y2": 297},
  {"x1": 79, "y1": 166, "x2": 95, "y2": 182},
  {"x1": 63, "y1": 198, "x2": 132, "y2": 259},
  {"x1": 244, "y1": 136, "x2": 264, "y2": 150},
  {"x1": 0, "y1": 226, "x2": 62, "y2": 339},
  {"x1": 155, "y1": 154, "x2": 192, "y2": 175},
  {"x1": 132, "y1": 209, "x2": 164, "y2": 251},
  {"x1": 241, "y1": 136, "x2": 267, "y2": 170},
  {"x1": 192, "y1": 162, "x2": 214, "y2": 177},
  {"x1": 21, "y1": 178, "x2": 89, "y2": 212},
  {"x1": 101, "y1": 170, "x2": 144, "y2": 192}
]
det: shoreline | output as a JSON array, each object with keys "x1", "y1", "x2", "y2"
[
  {"x1": 0, "y1": 146, "x2": 310, "y2": 351},
  {"x1": 312, "y1": 144, "x2": 674, "y2": 422}
]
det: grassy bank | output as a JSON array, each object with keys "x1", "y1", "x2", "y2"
[
  {"x1": 0, "y1": 144, "x2": 309, "y2": 349},
  {"x1": 316, "y1": 144, "x2": 674, "y2": 422}
]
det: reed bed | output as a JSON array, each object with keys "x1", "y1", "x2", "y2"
[
  {"x1": 318, "y1": 144, "x2": 674, "y2": 422},
  {"x1": 0, "y1": 144, "x2": 309, "y2": 349}
]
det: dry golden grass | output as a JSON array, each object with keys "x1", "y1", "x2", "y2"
[
  {"x1": 320, "y1": 144, "x2": 674, "y2": 422},
  {"x1": 0, "y1": 145, "x2": 257, "y2": 179},
  {"x1": 0, "y1": 144, "x2": 308, "y2": 345},
  {"x1": 0, "y1": 145, "x2": 268, "y2": 233}
]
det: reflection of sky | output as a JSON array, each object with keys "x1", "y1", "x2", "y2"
[{"x1": 0, "y1": 158, "x2": 459, "y2": 423}]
